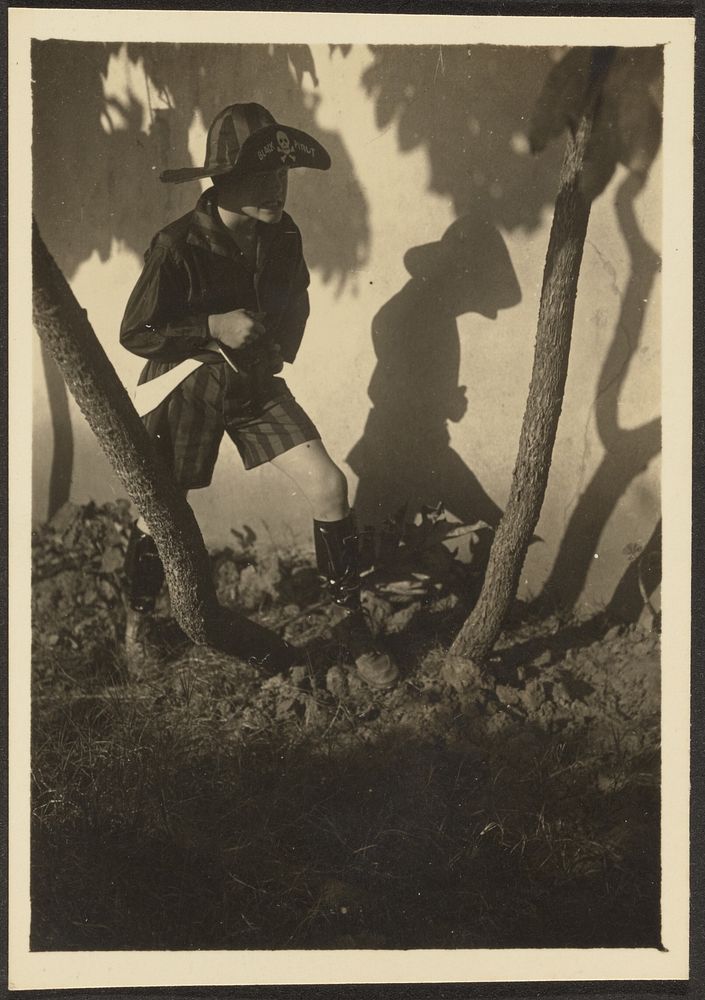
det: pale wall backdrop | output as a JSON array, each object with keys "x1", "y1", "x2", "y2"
[{"x1": 32, "y1": 41, "x2": 662, "y2": 613}]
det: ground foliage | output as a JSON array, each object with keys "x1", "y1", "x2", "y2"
[{"x1": 31, "y1": 501, "x2": 661, "y2": 950}]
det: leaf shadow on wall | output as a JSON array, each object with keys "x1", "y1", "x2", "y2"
[
  {"x1": 361, "y1": 44, "x2": 567, "y2": 232},
  {"x1": 531, "y1": 48, "x2": 663, "y2": 615},
  {"x1": 32, "y1": 40, "x2": 369, "y2": 517},
  {"x1": 348, "y1": 44, "x2": 566, "y2": 539},
  {"x1": 537, "y1": 171, "x2": 662, "y2": 614},
  {"x1": 351, "y1": 44, "x2": 663, "y2": 614}
]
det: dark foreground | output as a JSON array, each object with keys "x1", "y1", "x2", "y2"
[{"x1": 30, "y1": 502, "x2": 661, "y2": 950}]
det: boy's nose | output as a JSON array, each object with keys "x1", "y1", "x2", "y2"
[{"x1": 268, "y1": 170, "x2": 287, "y2": 198}]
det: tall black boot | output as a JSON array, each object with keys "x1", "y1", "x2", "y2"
[
  {"x1": 124, "y1": 523, "x2": 165, "y2": 614},
  {"x1": 123, "y1": 524, "x2": 294, "y2": 679},
  {"x1": 122, "y1": 523, "x2": 167, "y2": 678},
  {"x1": 313, "y1": 513, "x2": 399, "y2": 689}
]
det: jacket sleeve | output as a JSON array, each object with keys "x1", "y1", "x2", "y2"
[
  {"x1": 120, "y1": 243, "x2": 211, "y2": 362},
  {"x1": 275, "y1": 251, "x2": 311, "y2": 364}
]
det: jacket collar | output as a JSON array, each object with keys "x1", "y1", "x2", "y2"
[{"x1": 186, "y1": 186, "x2": 288, "y2": 263}]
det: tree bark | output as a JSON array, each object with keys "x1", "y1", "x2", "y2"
[
  {"x1": 32, "y1": 219, "x2": 292, "y2": 668},
  {"x1": 451, "y1": 49, "x2": 615, "y2": 663}
]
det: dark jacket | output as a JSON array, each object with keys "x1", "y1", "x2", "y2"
[{"x1": 120, "y1": 187, "x2": 310, "y2": 385}]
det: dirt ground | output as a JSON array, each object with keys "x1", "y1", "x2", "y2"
[{"x1": 30, "y1": 501, "x2": 661, "y2": 951}]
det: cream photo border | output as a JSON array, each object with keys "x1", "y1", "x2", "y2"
[{"x1": 8, "y1": 8, "x2": 694, "y2": 990}]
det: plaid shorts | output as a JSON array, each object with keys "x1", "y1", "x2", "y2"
[{"x1": 142, "y1": 362, "x2": 320, "y2": 489}]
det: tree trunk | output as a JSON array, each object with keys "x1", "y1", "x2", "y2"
[
  {"x1": 32, "y1": 220, "x2": 292, "y2": 668},
  {"x1": 451, "y1": 49, "x2": 615, "y2": 663}
]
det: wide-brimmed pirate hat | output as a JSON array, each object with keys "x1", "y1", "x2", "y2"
[{"x1": 160, "y1": 102, "x2": 331, "y2": 184}]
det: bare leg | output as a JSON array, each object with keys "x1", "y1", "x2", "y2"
[
  {"x1": 271, "y1": 440, "x2": 399, "y2": 689},
  {"x1": 269, "y1": 439, "x2": 350, "y2": 521}
]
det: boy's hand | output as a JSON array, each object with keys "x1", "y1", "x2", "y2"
[{"x1": 208, "y1": 309, "x2": 266, "y2": 350}]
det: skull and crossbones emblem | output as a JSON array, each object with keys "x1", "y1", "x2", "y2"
[{"x1": 276, "y1": 130, "x2": 297, "y2": 165}]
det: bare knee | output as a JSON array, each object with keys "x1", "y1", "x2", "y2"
[
  {"x1": 270, "y1": 441, "x2": 350, "y2": 520},
  {"x1": 309, "y1": 463, "x2": 349, "y2": 521}
]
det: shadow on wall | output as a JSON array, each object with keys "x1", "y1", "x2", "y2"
[
  {"x1": 347, "y1": 45, "x2": 568, "y2": 538},
  {"x1": 352, "y1": 45, "x2": 663, "y2": 612},
  {"x1": 607, "y1": 519, "x2": 661, "y2": 622},
  {"x1": 532, "y1": 48, "x2": 663, "y2": 614},
  {"x1": 32, "y1": 40, "x2": 369, "y2": 518},
  {"x1": 37, "y1": 341, "x2": 74, "y2": 516},
  {"x1": 538, "y1": 172, "x2": 662, "y2": 613},
  {"x1": 361, "y1": 44, "x2": 568, "y2": 232},
  {"x1": 348, "y1": 214, "x2": 520, "y2": 530},
  {"x1": 32, "y1": 40, "x2": 368, "y2": 286},
  {"x1": 33, "y1": 41, "x2": 664, "y2": 614}
]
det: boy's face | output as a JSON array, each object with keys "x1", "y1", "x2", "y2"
[{"x1": 216, "y1": 167, "x2": 289, "y2": 223}]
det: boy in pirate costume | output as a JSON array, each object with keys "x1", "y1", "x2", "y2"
[{"x1": 121, "y1": 102, "x2": 399, "y2": 690}]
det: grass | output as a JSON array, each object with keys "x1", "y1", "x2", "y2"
[
  {"x1": 30, "y1": 501, "x2": 661, "y2": 951},
  {"x1": 30, "y1": 638, "x2": 661, "y2": 951}
]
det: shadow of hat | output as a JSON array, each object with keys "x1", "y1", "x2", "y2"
[
  {"x1": 161, "y1": 102, "x2": 331, "y2": 184},
  {"x1": 404, "y1": 214, "x2": 521, "y2": 316}
]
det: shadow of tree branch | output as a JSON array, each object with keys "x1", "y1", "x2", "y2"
[{"x1": 538, "y1": 171, "x2": 662, "y2": 612}]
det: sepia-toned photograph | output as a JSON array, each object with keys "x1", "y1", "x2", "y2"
[{"x1": 9, "y1": 7, "x2": 693, "y2": 991}]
